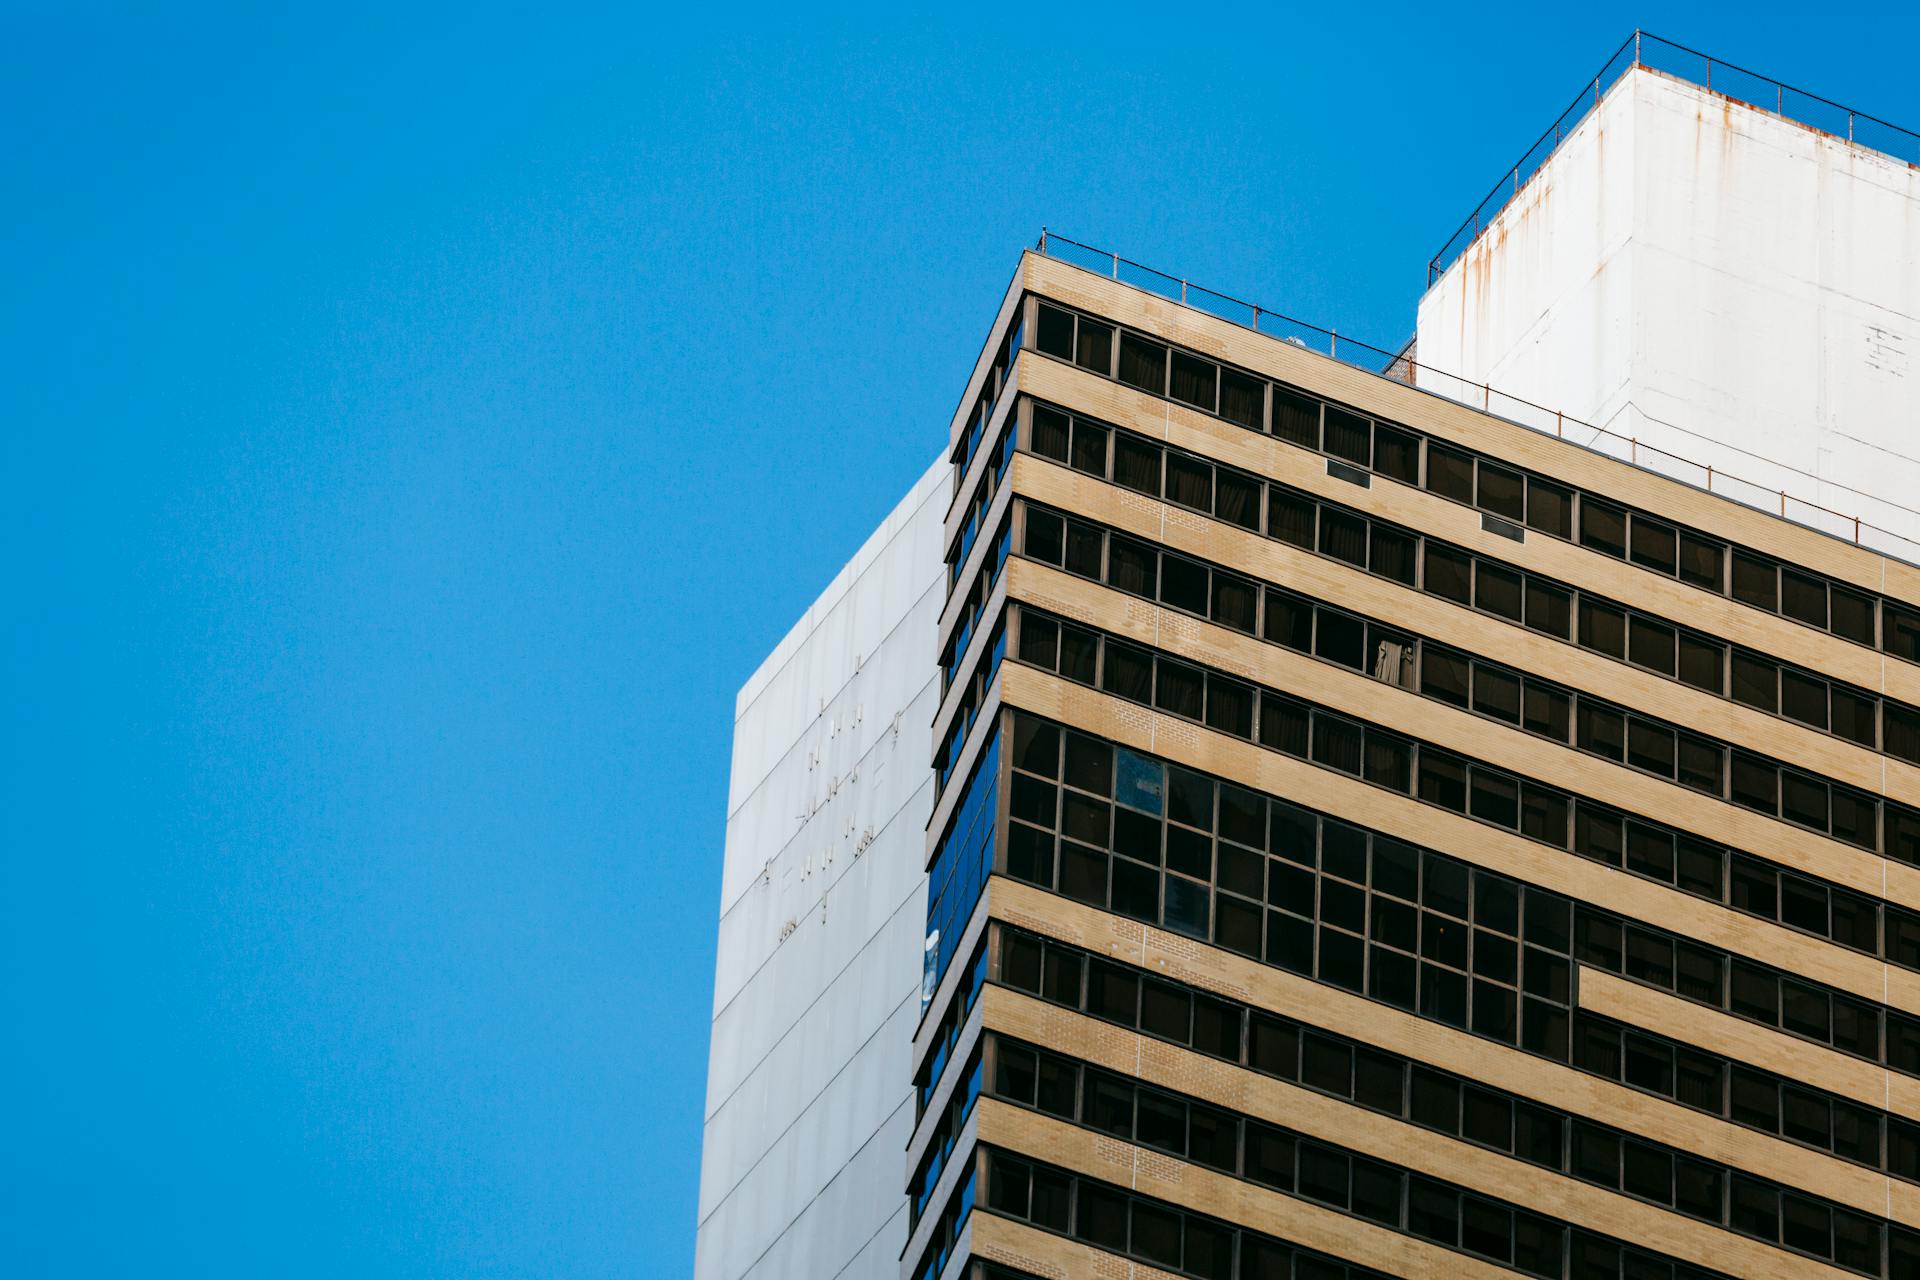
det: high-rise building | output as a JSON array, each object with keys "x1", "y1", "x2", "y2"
[{"x1": 707, "y1": 32, "x2": 1920, "y2": 1280}]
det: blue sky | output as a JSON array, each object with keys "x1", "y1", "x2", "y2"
[{"x1": 9, "y1": 4, "x2": 1918, "y2": 1276}]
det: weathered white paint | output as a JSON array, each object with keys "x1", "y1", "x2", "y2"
[
  {"x1": 1419, "y1": 66, "x2": 1920, "y2": 553},
  {"x1": 696, "y1": 458, "x2": 946, "y2": 1280}
]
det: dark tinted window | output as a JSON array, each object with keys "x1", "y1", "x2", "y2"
[
  {"x1": 1323, "y1": 408, "x2": 1371, "y2": 465},
  {"x1": 1117, "y1": 332, "x2": 1166, "y2": 394},
  {"x1": 1526, "y1": 478, "x2": 1572, "y2": 538},
  {"x1": 1478, "y1": 464, "x2": 1524, "y2": 521},
  {"x1": 1732, "y1": 553, "x2": 1777, "y2": 611},
  {"x1": 1831, "y1": 587, "x2": 1876, "y2": 645},
  {"x1": 1374, "y1": 425, "x2": 1419, "y2": 483},
  {"x1": 1113, "y1": 435, "x2": 1161, "y2": 495},
  {"x1": 1032, "y1": 405, "x2": 1070, "y2": 462},
  {"x1": 1525, "y1": 580, "x2": 1571, "y2": 639},
  {"x1": 1630, "y1": 518, "x2": 1677, "y2": 575},
  {"x1": 1169, "y1": 351, "x2": 1216, "y2": 412},
  {"x1": 1731, "y1": 653, "x2": 1778, "y2": 713},
  {"x1": 1427, "y1": 445, "x2": 1474, "y2": 502},
  {"x1": 1580, "y1": 500, "x2": 1626, "y2": 558},
  {"x1": 1426, "y1": 545, "x2": 1472, "y2": 605},
  {"x1": 1579, "y1": 600, "x2": 1626, "y2": 659},
  {"x1": 1269, "y1": 490, "x2": 1314, "y2": 548},
  {"x1": 1035, "y1": 303, "x2": 1074, "y2": 358},
  {"x1": 1270, "y1": 387, "x2": 1319, "y2": 448},
  {"x1": 1219, "y1": 368, "x2": 1263, "y2": 430},
  {"x1": 1076, "y1": 321, "x2": 1114, "y2": 375},
  {"x1": 1678, "y1": 534, "x2": 1725, "y2": 590}
]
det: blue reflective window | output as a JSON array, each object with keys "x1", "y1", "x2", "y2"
[{"x1": 1116, "y1": 748, "x2": 1164, "y2": 815}]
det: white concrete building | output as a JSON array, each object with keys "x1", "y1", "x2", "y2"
[
  {"x1": 1418, "y1": 59, "x2": 1920, "y2": 560},
  {"x1": 695, "y1": 459, "x2": 946, "y2": 1280}
]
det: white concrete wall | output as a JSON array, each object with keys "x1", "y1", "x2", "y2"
[
  {"x1": 1418, "y1": 66, "x2": 1920, "y2": 557},
  {"x1": 696, "y1": 458, "x2": 947, "y2": 1280}
]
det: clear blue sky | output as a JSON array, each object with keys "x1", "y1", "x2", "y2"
[{"x1": 9, "y1": 4, "x2": 1917, "y2": 1276}]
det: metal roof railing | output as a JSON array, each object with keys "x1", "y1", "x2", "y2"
[
  {"x1": 1427, "y1": 30, "x2": 1920, "y2": 286},
  {"x1": 1033, "y1": 229, "x2": 1920, "y2": 568}
]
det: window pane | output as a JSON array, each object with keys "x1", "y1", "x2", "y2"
[
  {"x1": 1678, "y1": 634, "x2": 1723, "y2": 693},
  {"x1": 1107, "y1": 534, "x2": 1157, "y2": 597},
  {"x1": 1371, "y1": 526, "x2": 1417, "y2": 584},
  {"x1": 1731, "y1": 652, "x2": 1778, "y2": 713},
  {"x1": 1069, "y1": 419, "x2": 1107, "y2": 476},
  {"x1": 1260, "y1": 695, "x2": 1310, "y2": 756},
  {"x1": 1319, "y1": 509, "x2": 1369, "y2": 567},
  {"x1": 1890, "y1": 705, "x2": 1920, "y2": 764},
  {"x1": 1577, "y1": 703, "x2": 1625, "y2": 761},
  {"x1": 1064, "y1": 521, "x2": 1102, "y2": 578},
  {"x1": 1220, "y1": 368, "x2": 1263, "y2": 429},
  {"x1": 1374, "y1": 425, "x2": 1419, "y2": 483},
  {"x1": 1781, "y1": 670, "x2": 1829, "y2": 730},
  {"x1": 1155, "y1": 659, "x2": 1205, "y2": 720},
  {"x1": 1781, "y1": 769, "x2": 1829, "y2": 830},
  {"x1": 1423, "y1": 647, "x2": 1471, "y2": 706},
  {"x1": 1058, "y1": 841, "x2": 1107, "y2": 905},
  {"x1": 1478, "y1": 463, "x2": 1525, "y2": 520},
  {"x1": 1025, "y1": 508, "x2": 1065, "y2": 565},
  {"x1": 1076, "y1": 321, "x2": 1114, "y2": 375},
  {"x1": 1060, "y1": 622, "x2": 1099, "y2": 683},
  {"x1": 1113, "y1": 435, "x2": 1162, "y2": 495},
  {"x1": 1781, "y1": 568, "x2": 1828, "y2": 629},
  {"x1": 1731, "y1": 753, "x2": 1778, "y2": 813},
  {"x1": 1629, "y1": 517, "x2": 1677, "y2": 575},
  {"x1": 1032, "y1": 405, "x2": 1070, "y2": 462},
  {"x1": 1471, "y1": 769, "x2": 1520, "y2": 828},
  {"x1": 1833, "y1": 688, "x2": 1877, "y2": 748},
  {"x1": 1170, "y1": 350, "x2": 1217, "y2": 412},
  {"x1": 1732, "y1": 552, "x2": 1777, "y2": 611},
  {"x1": 1216, "y1": 471, "x2": 1261, "y2": 530},
  {"x1": 1312, "y1": 713, "x2": 1363, "y2": 774},
  {"x1": 1677, "y1": 736, "x2": 1723, "y2": 794},
  {"x1": 1270, "y1": 386, "x2": 1319, "y2": 447},
  {"x1": 1527, "y1": 477, "x2": 1573, "y2": 537},
  {"x1": 1206, "y1": 680, "x2": 1254, "y2": 739},
  {"x1": 1473, "y1": 667, "x2": 1521, "y2": 724},
  {"x1": 1265, "y1": 589, "x2": 1313, "y2": 651},
  {"x1": 1103, "y1": 640, "x2": 1154, "y2": 701},
  {"x1": 1211, "y1": 574, "x2": 1258, "y2": 634},
  {"x1": 1525, "y1": 579, "x2": 1571, "y2": 639},
  {"x1": 1019, "y1": 615, "x2": 1059, "y2": 668},
  {"x1": 1315, "y1": 609, "x2": 1366, "y2": 670},
  {"x1": 1579, "y1": 599, "x2": 1626, "y2": 659},
  {"x1": 1427, "y1": 445, "x2": 1474, "y2": 502},
  {"x1": 1117, "y1": 332, "x2": 1166, "y2": 393},
  {"x1": 1580, "y1": 499, "x2": 1626, "y2": 557},
  {"x1": 1366, "y1": 734, "x2": 1413, "y2": 793},
  {"x1": 1165, "y1": 455, "x2": 1212, "y2": 512},
  {"x1": 1678, "y1": 533, "x2": 1724, "y2": 590},
  {"x1": 1420, "y1": 751, "x2": 1469, "y2": 812},
  {"x1": 1831, "y1": 586, "x2": 1875, "y2": 645},
  {"x1": 1269, "y1": 489, "x2": 1315, "y2": 548},
  {"x1": 1477, "y1": 565, "x2": 1523, "y2": 621},
  {"x1": 1628, "y1": 616, "x2": 1676, "y2": 676},
  {"x1": 1324, "y1": 408, "x2": 1371, "y2": 465},
  {"x1": 1523, "y1": 685, "x2": 1570, "y2": 740},
  {"x1": 1627, "y1": 720, "x2": 1676, "y2": 778},
  {"x1": 1035, "y1": 303, "x2": 1074, "y2": 358},
  {"x1": 1426, "y1": 545, "x2": 1472, "y2": 604},
  {"x1": 1161, "y1": 553, "x2": 1208, "y2": 614}
]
